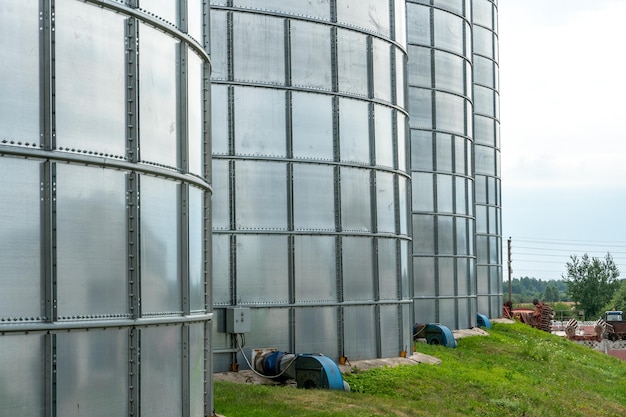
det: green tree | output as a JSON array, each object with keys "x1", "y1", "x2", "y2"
[
  {"x1": 543, "y1": 284, "x2": 559, "y2": 302},
  {"x1": 602, "y1": 279, "x2": 626, "y2": 313},
  {"x1": 563, "y1": 253, "x2": 620, "y2": 319}
]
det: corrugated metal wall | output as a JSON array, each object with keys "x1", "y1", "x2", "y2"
[
  {"x1": 0, "y1": 1, "x2": 213, "y2": 415},
  {"x1": 209, "y1": 0, "x2": 414, "y2": 371}
]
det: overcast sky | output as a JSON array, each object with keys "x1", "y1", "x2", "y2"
[{"x1": 498, "y1": 0, "x2": 626, "y2": 280}]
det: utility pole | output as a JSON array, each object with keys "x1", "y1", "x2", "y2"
[{"x1": 507, "y1": 237, "x2": 512, "y2": 303}]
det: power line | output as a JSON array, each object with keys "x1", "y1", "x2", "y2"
[{"x1": 513, "y1": 236, "x2": 626, "y2": 246}]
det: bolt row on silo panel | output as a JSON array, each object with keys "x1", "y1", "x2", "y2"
[
  {"x1": 406, "y1": 0, "x2": 478, "y2": 329},
  {"x1": 0, "y1": 1, "x2": 212, "y2": 416},
  {"x1": 209, "y1": 0, "x2": 413, "y2": 371},
  {"x1": 472, "y1": 0, "x2": 503, "y2": 319}
]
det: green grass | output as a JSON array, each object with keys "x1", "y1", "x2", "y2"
[{"x1": 214, "y1": 322, "x2": 626, "y2": 416}]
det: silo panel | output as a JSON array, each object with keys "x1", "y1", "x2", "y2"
[
  {"x1": 406, "y1": 3, "x2": 430, "y2": 46},
  {"x1": 475, "y1": 146, "x2": 495, "y2": 175},
  {"x1": 433, "y1": 0, "x2": 464, "y2": 15},
  {"x1": 434, "y1": 51, "x2": 464, "y2": 95},
  {"x1": 433, "y1": 10, "x2": 464, "y2": 55},
  {"x1": 343, "y1": 306, "x2": 376, "y2": 359},
  {"x1": 376, "y1": 172, "x2": 396, "y2": 233},
  {"x1": 336, "y1": 0, "x2": 390, "y2": 36},
  {"x1": 457, "y1": 298, "x2": 469, "y2": 328},
  {"x1": 234, "y1": 0, "x2": 331, "y2": 20},
  {"x1": 372, "y1": 39, "x2": 392, "y2": 103},
  {"x1": 141, "y1": 326, "x2": 183, "y2": 417},
  {"x1": 337, "y1": 29, "x2": 368, "y2": 96},
  {"x1": 188, "y1": 50, "x2": 205, "y2": 177},
  {"x1": 0, "y1": 335, "x2": 45, "y2": 417},
  {"x1": 139, "y1": 25, "x2": 179, "y2": 167},
  {"x1": 0, "y1": 159, "x2": 40, "y2": 319},
  {"x1": 475, "y1": 206, "x2": 487, "y2": 234},
  {"x1": 476, "y1": 235, "x2": 488, "y2": 263},
  {"x1": 56, "y1": 165, "x2": 127, "y2": 317},
  {"x1": 0, "y1": 1, "x2": 39, "y2": 143},
  {"x1": 294, "y1": 236, "x2": 336, "y2": 303},
  {"x1": 435, "y1": 92, "x2": 466, "y2": 135},
  {"x1": 412, "y1": 214, "x2": 434, "y2": 254},
  {"x1": 491, "y1": 296, "x2": 503, "y2": 320},
  {"x1": 294, "y1": 307, "x2": 339, "y2": 357},
  {"x1": 395, "y1": 50, "x2": 407, "y2": 109},
  {"x1": 342, "y1": 237, "x2": 374, "y2": 301},
  {"x1": 408, "y1": 87, "x2": 432, "y2": 129},
  {"x1": 189, "y1": 323, "x2": 206, "y2": 417},
  {"x1": 235, "y1": 161, "x2": 287, "y2": 230},
  {"x1": 457, "y1": 258, "x2": 469, "y2": 296},
  {"x1": 414, "y1": 299, "x2": 436, "y2": 324},
  {"x1": 436, "y1": 173, "x2": 454, "y2": 213},
  {"x1": 477, "y1": 265, "x2": 489, "y2": 293},
  {"x1": 293, "y1": 164, "x2": 335, "y2": 230},
  {"x1": 339, "y1": 98, "x2": 370, "y2": 164},
  {"x1": 411, "y1": 172, "x2": 433, "y2": 211},
  {"x1": 374, "y1": 105, "x2": 394, "y2": 168},
  {"x1": 212, "y1": 234, "x2": 231, "y2": 305},
  {"x1": 378, "y1": 238, "x2": 398, "y2": 300},
  {"x1": 140, "y1": 176, "x2": 181, "y2": 315},
  {"x1": 211, "y1": 85, "x2": 230, "y2": 155},
  {"x1": 398, "y1": 176, "x2": 408, "y2": 234},
  {"x1": 455, "y1": 177, "x2": 467, "y2": 214},
  {"x1": 233, "y1": 13, "x2": 285, "y2": 84},
  {"x1": 489, "y1": 206, "x2": 497, "y2": 234},
  {"x1": 290, "y1": 21, "x2": 332, "y2": 90},
  {"x1": 211, "y1": 310, "x2": 230, "y2": 349},
  {"x1": 474, "y1": 85, "x2": 495, "y2": 117},
  {"x1": 55, "y1": 0, "x2": 126, "y2": 156},
  {"x1": 239, "y1": 308, "x2": 290, "y2": 353},
  {"x1": 380, "y1": 305, "x2": 400, "y2": 357},
  {"x1": 474, "y1": 55, "x2": 495, "y2": 88},
  {"x1": 292, "y1": 92, "x2": 334, "y2": 160},
  {"x1": 488, "y1": 177, "x2": 499, "y2": 205},
  {"x1": 410, "y1": 130, "x2": 433, "y2": 170},
  {"x1": 56, "y1": 330, "x2": 127, "y2": 417},
  {"x1": 234, "y1": 87, "x2": 286, "y2": 157},
  {"x1": 456, "y1": 217, "x2": 468, "y2": 255},
  {"x1": 455, "y1": 136, "x2": 468, "y2": 173},
  {"x1": 475, "y1": 175, "x2": 487, "y2": 203},
  {"x1": 188, "y1": 0, "x2": 204, "y2": 42},
  {"x1": 413, "y1": 257, "x2": 436, "y2": 297},
  {"x1": 477, "y1": 296, "x2": 489, "y2": 316},
  {"x1": 435, "y1": 134, "x2": 453, "y2": 172},
  {"x1": 394, "y1": 0, "x2": 407, "y2": 46},
  {"x1": 397, "y1": 115, "x2": 407, "y2": 170},
  {"x1": 490, "y1": 265, "x2": 502, "y2": 293},
  {"x1": 400, "y1": 241, "x2": 410, "y2": 297},
  {"x1": 210, "y1": 10, "x2": 229, "y2": 80},
  {"x1": 438, "y1": 258, "x2": 455, "y2": 296},
  {"x1": 438, "y1": 216, "x2": 454, "y2": 254},
  {"x1": 438, "y1": 298, "x2": 456, "y2": 329},
  {"x1": 190, "y1": 186, "x2": 205, "y2": 311},
  {"x1": 236, "y1": 235, "x2": 289, "y2": 304},
  {"x1": 340, "y1": 168, "x2": 371, "y2": 232},
  {"x1": 212, "y1": 160, "x2": 230, "y2": 230},
  {"x1": 473, "y1": 25, "x2": 494, "y2": 58}
]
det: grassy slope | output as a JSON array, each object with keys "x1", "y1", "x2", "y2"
[{"x1": 214, "y1": 322, "x2": 626, "y2": 416}]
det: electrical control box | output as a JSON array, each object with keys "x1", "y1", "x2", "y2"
[{"x1": 226, "y1": 307, "x2": 251, "y2": 334}]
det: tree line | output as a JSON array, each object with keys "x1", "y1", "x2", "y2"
[{"x1": 503, "y1": 277, "x2": 569, "y2": 304}]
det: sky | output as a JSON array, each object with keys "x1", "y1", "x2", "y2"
[{"x1": 498, "y1": 0, "x2": 626, "y2": 281}]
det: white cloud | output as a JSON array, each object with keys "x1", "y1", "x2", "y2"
[{"x1": 499, "y1": 1, "x2": 626, "y2": 190}]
